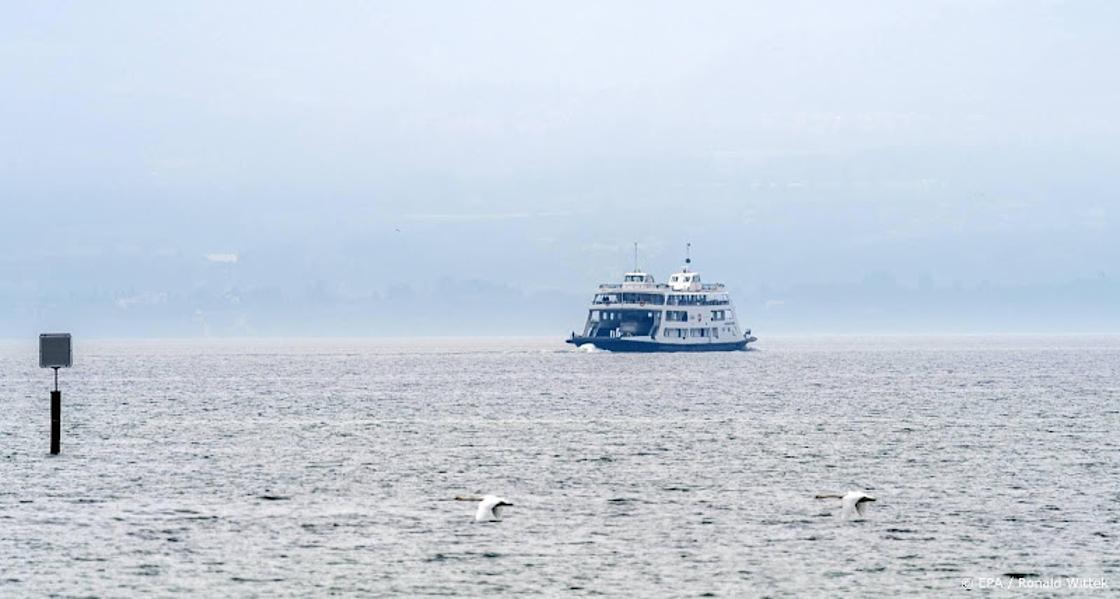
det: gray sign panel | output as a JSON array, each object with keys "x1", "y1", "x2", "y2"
[{"x1": 39, "y1": 333, "x2": 72, "y2": 368}]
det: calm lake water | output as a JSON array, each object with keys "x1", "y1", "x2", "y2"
[{"x1": 1, "y1": 336, "x2": 1117, "y2": 596}]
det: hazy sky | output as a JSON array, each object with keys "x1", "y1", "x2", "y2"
[{"x1": 2, "y1": 1, "x2": 1117, "y2": 335}]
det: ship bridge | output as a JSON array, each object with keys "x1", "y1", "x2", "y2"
[
  {"x1": 668, "y1": 271, "x2": 702, "y2": 292},
  {"x1": 621, "y1": 271, "x2": 655, "y2": 286}
]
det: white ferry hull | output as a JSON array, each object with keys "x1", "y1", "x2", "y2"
[{"x1": 565, "y1": 335, "x2": 754, "y2": 352}]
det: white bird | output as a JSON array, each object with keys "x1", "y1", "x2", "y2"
[
  {"x1": 455, "y1": 495, "x2": 513, "y2": 522},
  {"x1": 815, "y1": 491, "x2": 876, "y2": 519}
]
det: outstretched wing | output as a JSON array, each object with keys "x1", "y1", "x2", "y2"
[{"x1": 854, "y1": 495, "x2": 874, "y2": 516}]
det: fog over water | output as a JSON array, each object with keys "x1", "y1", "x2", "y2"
[
  {"x1": 4, "y1": 4, "x2": 1118, "y2": 597},
  {"x1": 3, "y1": 1, "x2": 1119, "y2": 337}
]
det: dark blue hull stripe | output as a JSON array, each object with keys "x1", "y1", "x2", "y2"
[{"x1": 565, "y1": 337, "x2": 750, "y2": 352}]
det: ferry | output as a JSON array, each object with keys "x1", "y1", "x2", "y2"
[{"x1": 566, "y1": 248, "x2": 756, "y2": 352}]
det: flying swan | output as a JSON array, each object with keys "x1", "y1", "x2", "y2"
[
  {"x1": 815, "y1": 491, "x2": 876, "y2": 519},
  {"x1": 455, "y1": 495, "x2": 513, "y2": 522}
]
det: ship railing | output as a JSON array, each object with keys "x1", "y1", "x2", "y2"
[
  {"x1": 593, "y1": 299, "x2": 730, "y2": 308},
  {"x1": 664, "y1": 299, "x2": 731, "y2": 306}
]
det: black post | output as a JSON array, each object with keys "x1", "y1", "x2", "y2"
[{"x1": 50, "y1": 367, "x2": 60, "y2": 455}]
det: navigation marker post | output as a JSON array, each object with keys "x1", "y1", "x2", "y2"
[{"x1": 39, "y1": 334, "x2": 72, "y2": 455}]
